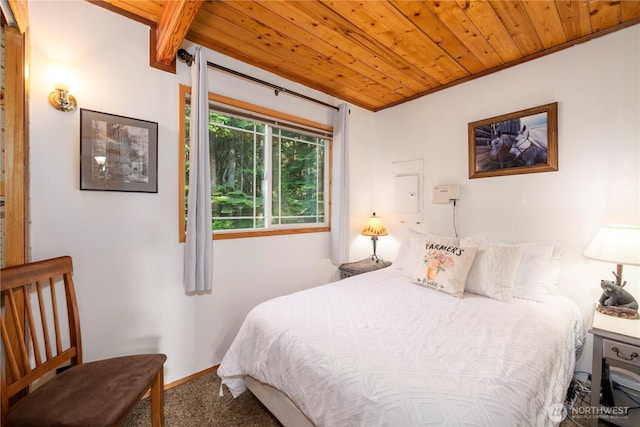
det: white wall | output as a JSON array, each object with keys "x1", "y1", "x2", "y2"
[
  {"x1": 371, "y1": 25, "x2": 640, "y2": 372},
  {"x1": 28, "y1": 1, "x2": 639, "y2": 382},
  {"x1": 27, "y1": 1, "x2": 374, "y2": 383}
]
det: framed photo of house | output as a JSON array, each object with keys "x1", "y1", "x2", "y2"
[
  {"x1": 468, "y1": 102, "x2": 558, "y2": 179},
  {"x1": 80, "y1": 109, "x2": 158, "y2": 192}
]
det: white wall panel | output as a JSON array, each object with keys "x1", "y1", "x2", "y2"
[
  {"x1": 372, "y1": 25, "x2": 640, "y2": 373},
  {"x1": 27, "y1": 1, "x2": 358, "y2": 382}
]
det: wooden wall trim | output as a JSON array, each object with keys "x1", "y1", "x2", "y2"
[
  {"x1": 3, "y1": 24, "x2": 28, "y2": 267},
  {"x1": 141, "y1": 364, "x2": 218, "y2": 398},
  {"x1": 164, "y1": 364, "x2": 219, "y2": 391},
  {"x1": 5, "y1": 0, "x2": 29, "y2": 34},
  {"x1": 2, "y1": 23, "x2": 29, "y2": 409}
]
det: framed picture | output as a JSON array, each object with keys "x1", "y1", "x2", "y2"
[
  {"x1": 468, "y1": 102, "x2": 558, "y2": 179},
  {"x1": 80, "y1": 109, "x2": 158, "y2": 192}
]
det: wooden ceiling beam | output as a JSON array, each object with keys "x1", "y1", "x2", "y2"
[{"x1": 151, "y1": 0, "x2": 204, "y2": 72}]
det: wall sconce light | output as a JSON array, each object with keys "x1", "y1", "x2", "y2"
[{"x1": 49, "y1": 83, "x2": 77, "y2": 112}]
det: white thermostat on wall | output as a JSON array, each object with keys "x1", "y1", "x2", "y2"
[{"x1": 432, "y1": 185, "x2": 460, "y2": 204}]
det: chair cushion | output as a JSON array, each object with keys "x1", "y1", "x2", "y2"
[{"x1": 6, "y1": 354, "x2": 166, "y2": 427}]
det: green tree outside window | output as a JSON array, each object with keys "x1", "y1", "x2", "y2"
[{"x1": 185, "y1": 104, "x2": 329, "y2": 233}]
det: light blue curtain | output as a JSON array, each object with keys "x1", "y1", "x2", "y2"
[
  {"x1": 330, "y1": 103, "x2": 350, "y2": 265},
  {"x1": 184, "y1": 46, "x2": 213, "y2": 292}
]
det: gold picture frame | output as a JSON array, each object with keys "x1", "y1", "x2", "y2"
[{"x1": 468, "y1": 102, "x2": 558, "y2": 179}]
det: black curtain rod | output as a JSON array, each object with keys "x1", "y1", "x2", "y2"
[{"x1": 177, "y1": 49, "x2": 339, "y2": 111}]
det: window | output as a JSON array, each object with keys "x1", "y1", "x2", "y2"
[{"x1": 179, "y1": 87, "x2": 332, "y2": 240}]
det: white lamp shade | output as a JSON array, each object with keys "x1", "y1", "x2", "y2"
[{"x1": 583, "y1": 224, "x2": 640, "y2": 266}]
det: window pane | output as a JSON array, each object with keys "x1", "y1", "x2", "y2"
[
  {"x1": 183, "y1": 93, "x2": 330, "y2": 238},
  {"x1": 210, "y1": 114, "x2": 265, "y2": 231},
  {"x1": 272, "y1": 128, "x2": 326, "y2": 225}
]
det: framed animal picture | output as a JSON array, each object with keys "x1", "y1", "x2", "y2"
[{"x1": 468, "y1": 102, "x2": 558, "y2": 179}]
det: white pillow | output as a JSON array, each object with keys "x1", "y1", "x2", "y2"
[
  {"x1": 513, "y1": 241, "x2": 556, "y2": 301},
  {"x1": 547, "y1": 241, "x2": 565, "y2": 292},
  {"x1": 461, "y1": 239, "x2": 523, "y2": 303},
  {"x1": 473, "y1": 236, "x2": 564, "y2": 301},
  {"x1": 468, "y1": 236, "x2": 563, "y2": 301},
  {"x1": 411, "y1": 241, "x2": 477, "y2": 298},
  {"x1": 396, "y1": 229, "x2": 459, "y2": 277},
  {"x1": 394, "y1": 229, "x2": 418, "y2": 272}
]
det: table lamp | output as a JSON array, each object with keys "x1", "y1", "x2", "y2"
[
  {"x1": 361, "y1": 212, "x2": 388, "y2": 262},
  {"x1": 583, "y1": 224, "x2": 640, "y2": 318}
]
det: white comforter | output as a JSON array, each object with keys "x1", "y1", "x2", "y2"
[{"x1": 218, "y1": 268, "x2": 585, "y2": 426}]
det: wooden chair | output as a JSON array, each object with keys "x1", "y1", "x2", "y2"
[{"x1": 1, "y1": 256, "x2": 167, "y2": 426}]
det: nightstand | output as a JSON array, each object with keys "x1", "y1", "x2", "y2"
[
  {"x1": 339, "y1": 258, "x2": 392, "y2": 279},
  {"x1": 588, "y1": 307, "x2": 640, "y2": 427}
]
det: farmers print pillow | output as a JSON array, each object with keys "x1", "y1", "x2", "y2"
[{"x1": 411, "y1": 241, "x2": 478, "y2": 298}]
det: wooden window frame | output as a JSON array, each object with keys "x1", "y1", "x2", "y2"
[{"x1": 178, "y1": 85, "x2": 332, "y2": 242}]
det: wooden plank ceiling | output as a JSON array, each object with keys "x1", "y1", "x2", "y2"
[{"x1": 97, "y1": 0, "x2": 640, "y2": 111}]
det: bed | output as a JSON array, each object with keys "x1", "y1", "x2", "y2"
[{"x1": 218, "y1": 232, "x2": 586, "y2": 426}]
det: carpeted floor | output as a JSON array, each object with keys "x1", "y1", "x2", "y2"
[
  {"x1": 121, "y1": 371, "x2": 281, "y2": 427},
  {"x1": 122, "y1": 370, "x2": 605, "y2": 427}
]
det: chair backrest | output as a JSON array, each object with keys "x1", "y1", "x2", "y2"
[{"x1": 1, "y1": 256, "x2": 82, "y2": 419}]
